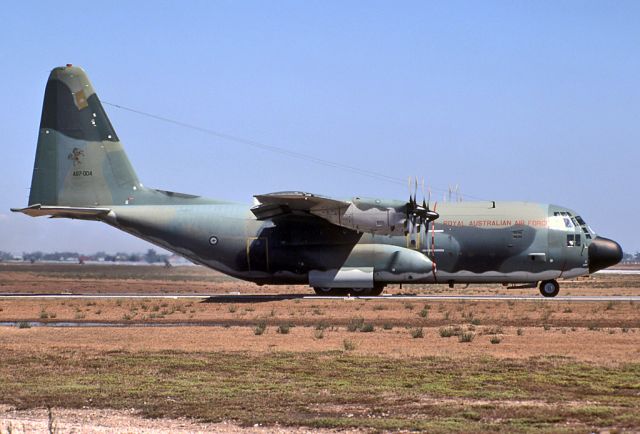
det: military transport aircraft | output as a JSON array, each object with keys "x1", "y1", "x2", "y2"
[{"x1": 12, "y1": 65, "x2": 623, "y2": 297}]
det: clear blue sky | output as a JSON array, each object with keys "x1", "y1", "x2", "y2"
[{"x1": 1, "y1": 1, "x2": 638, "y2": 254}]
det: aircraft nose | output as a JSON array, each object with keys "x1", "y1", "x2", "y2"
[{"x1": 588, "y1": 236, "x2": 623, "y2": 273}]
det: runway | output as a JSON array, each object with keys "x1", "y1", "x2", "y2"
[{"x1": 1, "y1": 293, "x2": 639, "y2": 302}]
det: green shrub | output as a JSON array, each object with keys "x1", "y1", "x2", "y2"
[
  {"x1": 347, "y1": 318, "x2": 364, "y2": 332},
  {"x1": 277, "y1": 324, "x2": 290, "y2": 334},
  {"x1": 254, "y1": 322, "x2": 267, "y2": 335},
  {"x1": 459, "y1": 331, "x2": 475, "y2": 343},
  {"x1": 411, "y1": 327, "x2": 424, "y2": 338},
  {"x1": 360, "y1": 323, "x2": 375, "y2": 333}
]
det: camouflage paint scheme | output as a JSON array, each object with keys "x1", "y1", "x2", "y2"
[{"x1": 13, "y1": 66, "x2": 623, "y2": 296}]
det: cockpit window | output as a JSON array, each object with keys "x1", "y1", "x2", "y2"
[
  {"x1": 575, "y1": 216, "x2": 586, "y2": 226},
  {"x1": 563, "y1": 218, "x2": 573, "y2": 228}
]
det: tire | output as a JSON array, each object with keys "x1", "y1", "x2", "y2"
[
  {"x1": 313, "y1": 287, "x2": 347, "y2": 296},
  {"x1": 539, "y1": 279, "x2": 560, "y2": 297}
]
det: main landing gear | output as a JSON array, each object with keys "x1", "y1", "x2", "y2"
[
  {"x1": 313, "y1": 285, "x2": 385, "y2": 296},
  {"x1": 539, "y1": 279, "x2": 560, "y2": 298}
]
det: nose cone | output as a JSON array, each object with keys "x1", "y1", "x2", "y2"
[{"x1": 588, "y1": 236, "x2": 623, "y2": 273}]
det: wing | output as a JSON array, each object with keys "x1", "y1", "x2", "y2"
[
  {"x1": 252, "y1": 191, "x2": 422, "y2": 235},
  {"x1": 251, "y1": 191, "x2": 348, "y2": 220}
]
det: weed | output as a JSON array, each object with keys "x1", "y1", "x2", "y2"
[
  {"x1": 312, "y1": 308, "x2": 323, "y2": 316},
  {"x1": 95, "y1": 309, "x2": 102, "y2": 315},
  {"x1": 543, "y1": 324, "x2": 551, "y2": 331},
  {"x1": 490, "y1": 335, "x2": 502, "y2": 344},
  {"x1": 343, "y1": 339, "x2": 356, "y2": 351},
  {"x1": 254, "y1": 322, "x2": 267, "y2": 336},
  {"x1": 115, "y1": 299, "x2": 122, "y2": 307},
  {"x1": 372, "y1": 305, "x2": 387, "y2": 311},
  {"x1": 419, "y1": 308, "x2": 429, "y2": 318},
  {"x1": 403, "y1": 302, "x2": 414, "y2": 311},
  {"x1": 347, "y1": 318, "x2": 364, "y2": 332},
  {"x1": 122, "y1": 314, "x2": 132, "y2": 321},
  {"x1": 470, "y1": 318, "x2": 481, "y2": 326},
  {"x1": 458, "y1": 331, "x2": 475, "y2": 343},
  {"x1": 439, "y1": 325, "x2": 463, "y2": 337},
  {"x1": 39, "y1": 311, "x2": 48, "y2": 319},
  {"x1": 516, "y1": 328, "x2": 524, "y2": 336},
  {"x1": 17, "y1": 321, "x2": 31, "y2": 329},
  {"x1": 360, "y1": 323, "x2": 375, "y2": 333},
  {"x1": 277, "y1": 324, "x2": 290, "y2": 334},
  {"x1": 314, "y1": 329, "x2": 324, "y2": 339},
  {"x1": 74, "y1": 313, "x2": 86, "y2": 320},
  {"x1": 411, "y1": 327, "x2": 424, "y2": 338},
  {"x1": 439, "y1": 327, "x2": 453, "y2": 338},
  {"x1": 443, "y1": 311, "x2": 450, "y2": 320},
  {"x1": 315, "y1": 322, "x2": 327, "y2": 330},
  {"x1": 482, "y1": 326, "x2": 503, "y2": 335},
  {"x1": 622, "y1": 327, "x2": 629, "y2": 333},
  {"x1": 383, "y1": 323, "x2": 393, "y2": 330},
  {"x1": 606, "y1": 301, "x2": 615, "y2": 310},
  {"x1": 152, "y1": 305, "x2": 160, "y2": 312},
  {"x1": 228, "y1": 305, "x2": 238, "y2": 313}
]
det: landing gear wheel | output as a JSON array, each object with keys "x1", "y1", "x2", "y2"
[
  {"x1": 313, "y1": 287, "x2": 348, "y2": 296},
  {"x1": 539, "y1": 280, "x2": 559, "y2": 297}
]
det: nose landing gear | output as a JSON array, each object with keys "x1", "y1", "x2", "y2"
[{"x1": 539, "y1": 279, "x2": 560, "y2": 297}]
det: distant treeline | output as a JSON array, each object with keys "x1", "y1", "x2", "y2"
[{"x1": 0, "y1": 249, "x2": 170, "y2": 264}]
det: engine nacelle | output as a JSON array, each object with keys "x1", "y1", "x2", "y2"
[
  {"x1": 308, "y1": 244, "x2": 435, "y2": 288},
  {"x1": 311, "y1": 197, "x2": 407, "y2": 235}
]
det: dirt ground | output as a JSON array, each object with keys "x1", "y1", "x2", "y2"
[
  {"x1": 1, "y1": 324, "x2": 639, "y2": 363},
  {"x1": 1, "y1": 263, "x2": 639, "y2": 432},
  {"x1": 0, "y1": 405, "x2": 356, "y2": 434}
]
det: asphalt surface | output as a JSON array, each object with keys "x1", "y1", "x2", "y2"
[{"x1": 1, "y1": 293, "x2": 639, "y2": 302}]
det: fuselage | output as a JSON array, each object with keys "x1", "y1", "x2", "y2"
[{"x1": 101, "y1": 199, "x2": 614, "y2": 287}]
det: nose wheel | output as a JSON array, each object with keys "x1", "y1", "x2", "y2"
[{"x1": 539, "y1": 279, "x2": 559, "y2": 297}]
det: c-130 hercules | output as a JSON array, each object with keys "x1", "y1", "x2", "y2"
[{"x1": 13, "y1": 65, "x2": 623, "y2": 297}]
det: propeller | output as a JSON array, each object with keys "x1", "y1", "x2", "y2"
[{"x1": 404, "y1": 177, "x2": 439, "y2": 236}]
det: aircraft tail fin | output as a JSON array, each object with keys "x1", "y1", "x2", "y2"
[{"x1": 27, "y1": 65, "x2": 140, "y2": 207}]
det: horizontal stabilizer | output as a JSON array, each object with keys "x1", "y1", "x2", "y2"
[{"x1": 11, "y1": 204, "x2": 111, "y2": 220}]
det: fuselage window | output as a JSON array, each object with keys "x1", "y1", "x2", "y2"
[
  {"x1": 575, "y1": 234, "x2": 581, "y2": 246},
  {"x1": 567, "y1": 234, "x2": 575, "y2": 247}
]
